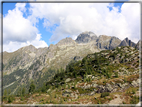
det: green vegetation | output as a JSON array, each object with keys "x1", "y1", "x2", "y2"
[
  {"x1": 3, "y1": 46, "x2": 139, "y2": 104},
  {"x1": 3, "y1": 69, "x2": 27, "y2": 86},
  {"x1": 101, "y1": 92, "x2": 109, "y2": 98},
  {"x1": 7, "y1": 95, "x2": 15, "y2": 103},
  {"x1": 130, "y1": 96, "x2": 139, "y2": 104},
  {"x1": 78, "y1": 87, "x2": 94, "y2": 94},
  {"x1": 29, "y1": 81, "x2": 35, "y2": 94}
]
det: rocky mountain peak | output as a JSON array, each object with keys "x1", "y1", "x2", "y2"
[
  {"x1": 96, "y1": 35, "x2": 121, "y2": 50},
  {"x1": 21, "y1": 45, "x2": 37, "y2": 53},
  {"x1": 82, "y1": 31, "x2": 95, "y2": 36},
  {"x1": 48, "y1": 44, "x2": 57, "y2": 50},
  {"x1": 125, "y1": 37, "x2": 129, "y2": 42},
  {"x1": 75, "y1": 31, "x2": 98, "y2": 43},
  {"x1": 119, "y1": 37, "x2": 136, "y2": 47},
  {"x1": 57, "y1": 37, "x2": 76, "y2": 47},
  {"x1": 135, "y1": 40, "x2": 141, "y2": 50}
]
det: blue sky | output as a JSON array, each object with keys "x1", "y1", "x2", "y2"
[
  {"x1": 3, "y1": 2, "x2": 60, "y2": 46},
  {"x1": 2, "y1": 1, "x2": 140, "y2": 52}
]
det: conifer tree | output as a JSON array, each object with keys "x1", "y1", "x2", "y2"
[
  {"x1": 4, "y1": 89, "x2": 7, "y2": 97},
  {"x1": 22, "y1": 87, "x2": 25, "y2": 96},
  {"x1": 29, "y1": 81, "x2": 35, "y2": 94}
]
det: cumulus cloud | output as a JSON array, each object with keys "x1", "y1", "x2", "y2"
[
  {"x1": 2, "y1": 1, "x2": 140, "y2": 51},
  {"x1": 29, "y1": 3, "x2": 140, "y2": 43},
  {"x1": 3, "y1": 3, "x2": 48, "y2": 52},
  {"x1": 121, "y1": 3, "x2": 140, "y2": 42},
  {"x1": 3, "y1": 3, "x2": 38, "y2": 43},
  {"x1": 30, "y1": 34, "x2": 48, "y2": 48},
  {"x1": 3, "y1": 34, "x2": 48, "y2": 52}
]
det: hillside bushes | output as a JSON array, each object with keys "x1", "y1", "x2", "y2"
[{"x1": 101, "y1": 92, "x2": 109, "y2": 98}]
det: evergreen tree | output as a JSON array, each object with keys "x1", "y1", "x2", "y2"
[
  {"x1": 29, "y1": 81, "x2": 35, "y2": 94},
  {"x1": 88, "y1": 68, "x2": 91, "y2": 75},
  {"x1": 41, "y1": 83, "x2": 46, "y2": 92},
  {"x1": 22, "y1": 87, "x2": 25, "y2": 96},
  {"x1": 19, "y1": 87, "x2": 22, "y2": 96},
  {"x1": 8, "y1": 89, "x2": 11, "y2": 95},
  {"x1": 4, "y1": 89, "x2": 7, "y2": 97}
]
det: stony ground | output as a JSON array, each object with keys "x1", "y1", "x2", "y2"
[{"x1": 3, "y1": 46, "x2": 140, "y2": 105}]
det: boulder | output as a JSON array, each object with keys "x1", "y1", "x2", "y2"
[
  {"x1": 131, "y1": 79, "x2": 139, "y2": 87},
  {"x1": 92, "y1": 83, "x2": 98, "y2": 88},
  {"x1": 84, "y1": 84, "x2": 91, "y2": 89},
  {"x1": 105, "y1": 83, "x2": 113, "y2": 92},
  {"x1": 88, "y1": 91, "x2": 95, "y2": 96},
  {"x1": 117, "y1": 83, "x2": 122, "y2": 88},
  {"x1": 92, "y1": 76, "x2": 95, "y2": 79},
  {"x1": 62, "y1": 89, "x2": 72, "y2": 97},
  {"x1": 47, "y1": 89, "x2": 51, "y2": 93},
  {"x1": 65, "y1": 78, "x2": 71, "y2": 83},
  {"x1": 96, "y1": 85, "x2": 105, "y2": 93}
]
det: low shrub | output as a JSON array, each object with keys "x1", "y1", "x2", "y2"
[
  {"x1": 132, "y1": 89, "x2": 136, "y2": 94},
  {"x1": 20, "y1": 96, "x2": 24, "y2": 101},
  {"x1": 130, "y1": 96, "x2": 139, "y2": 104},
  {"x1": 101, "y1": 92, "x2": 109, "y2": 98},
  {"x1": 7, "y1": 95, "x2": 15, "y2": 103}
]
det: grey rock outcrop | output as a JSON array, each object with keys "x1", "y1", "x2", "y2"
[
  {"x1": 131, "y1": 79, "x2": 139, "y2": 87},
  {"x1": 75, "y1": 31, "x2": 97, "y2": 43},
  {"x1": 62, "y1": 89, "x2": 78, "y2": 99},
  {"x1": 119, "y1": 37, "x2": 136, "y2": 47},
  {"x1": 62, "y1": 89, "x2": 72, "y2": 97},
  {"x1": 96, "y1": 35, "x2": 121, "y2": 50},
  {"x1": 73, "y1": 56, "x2": 82, "y2": 61},
  {"x1": 135, "y1": 40, "x2": 141, "y2": 50},
  {"x1": 109, "y1": 37, "x2": 121, "y2": 50}
]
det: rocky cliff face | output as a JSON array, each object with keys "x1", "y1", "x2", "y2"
[
  {"x1": 119, "y1": 37, "x2": 136, "y2": 47},
  {"x1": 75, "y1": 32, "x2": 122, "y2": 50},
  {"x1": 135, "y1": 40, "x2": 141, "y2": 50},
  {"x1": 96, "y1": 35, "x2": 121, "y2": 50},
  {"x1": 75, "y1": 31, "x2": 97, "y2": 43}
]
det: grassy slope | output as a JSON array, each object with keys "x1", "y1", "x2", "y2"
[{"x1": 3, "y1": 46, "x2": 140, "y2": 104}]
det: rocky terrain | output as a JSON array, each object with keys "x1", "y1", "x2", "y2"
[
  {"x1": 3, "y1": 46, "x2": 140, "y2": 105},
  {"x1": 1, "y1": 31, "x2": 141, "y2": 105}
]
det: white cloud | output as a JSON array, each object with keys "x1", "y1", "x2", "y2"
[
  {"x1": 2, "y1": 2, "x2": 140, "y2": 52},
  {"x1": 30, "y1": 34, "x2": 48, "y2": 48},
  {"x1": 3, "y1": 34, "x2": 48, "y2": 52},
  {"x1": 3, "y1": 3, "x2": 38, "y2": 43},
  {"x1": 121, "y1": 3, "x2": 140, "y2": 42},
  {"x1": 29, "y1": 3, "x2": 140, "y2": 43},
  {"x1": 3, "y1": 3, "x2": 48, "y2": 52}
]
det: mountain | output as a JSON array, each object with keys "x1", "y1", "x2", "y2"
[
  {"x1": 135, "y1": 40, "x2": 141, "y2": 50},
  {"x1": 57, "y1": 37, "x2": 77, "y2": 47},
  {"x1": 96, "y1": 35, "x2": 121, "y2": 50},
  {"x1": 3, "y1": 46, "x2": 140, "y2": 104},
  {"x1": 2, "y1": 31, "x2": 139, "y2": 97},
  {"x1": 75, "y1": 32, "x2": 122, "y2": 50},
  {"x1": 75, "y1": 31, "x2": 97, "y2": 43},
  {"x1": 2, "y1": 34, "x2": 100, "y2": 95},
  {"x1": 2, "y1": 45, "x2": 48, "y2": 75},
  {"x1": 119, "y1": 37, "x2": 136, "y2": 47}
]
